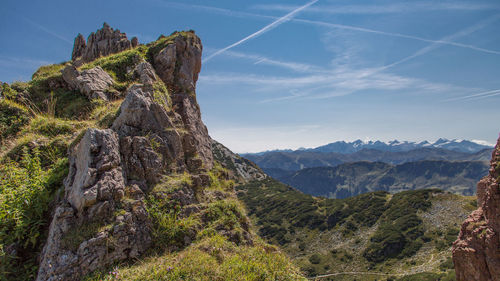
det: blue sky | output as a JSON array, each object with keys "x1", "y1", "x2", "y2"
[{"x1": 2, "y1": 0, "x2": 500, "y2": 152}]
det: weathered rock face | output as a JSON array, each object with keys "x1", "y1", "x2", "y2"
[
  {"x1": 37, "y1": 129, "x2": 151, "y2": 281},
  {"x1": 37, "y1": 29, "x2": 217, "y2": 281},
  {"x1": 61, "y1": 65, "x2": 114, "y2": 100},
  {"x1": 153, "y1": 33, "x2": 213, "y2": 171},
  {"x1": 72, "y1": 23, "x2": 136, "y2": 63},
  {"x1": 452, "y1": 137, "x2": 500, "y2": 281}
]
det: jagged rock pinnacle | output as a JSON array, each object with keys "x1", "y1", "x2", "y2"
[{"x1": 71, "y1": 23, "x2": 137, "y2": 63}]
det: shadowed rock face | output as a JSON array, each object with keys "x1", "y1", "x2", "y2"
[
  {"x1": 71, "y1": 23, "x2": 138, "y2": 63},
  {"x1": 452, "y1": 137, "x2": 500, "y2": 281}
]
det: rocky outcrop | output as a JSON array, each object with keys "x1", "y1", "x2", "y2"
[
  {"x1": 452, "y1": 137, "x2": 500, "y2": 281},
  {"x1": 37, "y1": 29, "x2": 217, "y2": 280},
  {"x1": 153, "y1": 33, "x2": 213, "y2": 171},
  {"x1": 212, "y1": 140, "x2": 267, "y2": 182},
  {"x1": 37, "y1": 129, "x2": 151, "y2": 281},
  {"x1": 61, "y1": 65, "x2": 114, "y2": 100},
  {"x1": 71, "y1": 23, "x2": 137, "y2": 63}
]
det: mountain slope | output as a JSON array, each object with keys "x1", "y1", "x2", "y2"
[
  {"x1": 237, "y1": 178, "x2": 475, "y2": 280},
  {"x1": 277, "y1": 160, "x2": 489, "y2": 198},
  {"x1": 245, "y1": 147, "x2": 492, "y2": 174}
]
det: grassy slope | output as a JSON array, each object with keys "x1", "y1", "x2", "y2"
[
  {"x1": 0, "y1": 31, "x2": 304, "y2": 281},
  {"x1": 237, "y1": 178, "x2": 475, "y2": 280}
]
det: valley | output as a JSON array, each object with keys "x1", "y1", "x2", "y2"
[{"x1": 236, "y1": 178, "x2": 475, "y2": 280}]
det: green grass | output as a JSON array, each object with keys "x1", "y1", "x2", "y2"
[
  {"x1": 84, "y1": 234, "x2": 305, "y2": 281},
  {"x1": 80, "y1": 46, "x2": 147, "y2": 84}
]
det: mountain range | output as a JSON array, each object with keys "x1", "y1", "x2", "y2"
[
  {"x1": 248, "y1": 138, "x2": 492, "y2": 155},
  {"x1": 245, "y1": 147, "x2": 492, "y2": 174},
  {"x1": 276, "y1": 160, "x2": 488, "y2": 198}
]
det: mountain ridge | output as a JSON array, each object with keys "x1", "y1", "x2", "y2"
[
  {"x1": 245, "y1": 138, "x2": 493, "y2": 155},
  {"x1": 245, "y1": 147, "x2": 492, "y2": 174},
  {"x1": 275, "y1": 160, "x2": 488, "y2": 198}
]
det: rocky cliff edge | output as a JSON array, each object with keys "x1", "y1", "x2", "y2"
[{"x1": 452, "y1": 136, "x2": 500, "y2": 281}]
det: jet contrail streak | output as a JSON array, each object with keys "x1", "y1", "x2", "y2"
[
  {"x1": 202, "y1": 0, "x2": 319, "y2": 63},
  {"x1": 444, "y1": 89, "x2": 500, "y2": 102}
]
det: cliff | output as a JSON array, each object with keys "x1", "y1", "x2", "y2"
[{"x1": 452, "y1": 136, "x2": 500, "y2": 281}]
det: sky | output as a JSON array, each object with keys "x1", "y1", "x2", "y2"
[{"x1": 1, "y1": 0, "x2": 500, "y2": 153}]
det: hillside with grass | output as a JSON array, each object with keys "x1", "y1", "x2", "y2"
[
  {"x1": 237, "y1": 178, "x2": 476, "y2": 280},
  {"x1": 0, "y1": 25, "x2": 303, "y2": 281}
]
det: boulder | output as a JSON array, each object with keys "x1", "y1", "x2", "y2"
[{"x1": 61, "y1": 66, "x2": 114, "y2": 100}]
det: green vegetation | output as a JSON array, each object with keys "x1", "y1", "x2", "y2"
[
  {"x1": 364, "y1": 190, "x2": 438, "y2": 263},
  {"x1": 236, "y1": 178, "x2": 388, "y2": 245},
  {"x1": 84, "y1": 234, "x2": 305, "y2": 281},
  {"x1": 0, "y1": 99, "x2": 30, "y2": 144},
  {"x1": 0, "y1": 149, "x2": 67, "y2": 280},
  {"x1": 80, "y1": 46, "x2": 148, "y2": 92},
  {"x1": 237, "y1": 178, "x2": 469, "y2": 279}
]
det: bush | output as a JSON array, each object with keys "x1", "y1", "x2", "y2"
[
  {"x1": 309, "y1": 253, "x2": 321, "y2": 264},
  {"x1": 0, "y1": 148, "x2": 66, "y2": 280},
  {"x1": 0, "y1": 100, "x2": 30, "y2": 143}
]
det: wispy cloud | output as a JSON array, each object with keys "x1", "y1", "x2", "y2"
[
  {"x1": 202, "y1": 0, "x2": 319, "y2": 63},
  {"x1": 252, "y1": 2, "x2": 500, "y2": 15},
  {"x1": 294, "y1": 18, "x2": 500, "y2": 55},
  {"x1": 154, "y1": 1, "x2": 500, "y2": 56},
  {"x1": 199, "y1": 68, "x2": 465, "y2": 102},
  {"x1": 373, "y1": 14, "x2": 500, "y2": 73},
  {"x1": 218, "y1": 50, "x2": 324, "y2": 73},
  {"x1": 20, "y1": 16, "x2": 72, "y2": 44}
]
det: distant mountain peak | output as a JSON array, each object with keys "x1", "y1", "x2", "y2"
[{"x1": 247, "y1": 138, "x2": 494, "y2": 155}]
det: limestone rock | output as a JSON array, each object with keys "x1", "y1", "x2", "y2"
[
  {"x1": 61, "y1": 66, "x2": 114, "y2": 100},
  {"x1": 72, "y1": 23, "x2": 135, "y2": 63},
  {"x1": 37, "y1": 129, "x2": 151, "y2": 281},
  {"x1": 37, "y1": 29, "x2": 219, "y2": 281},
  {"x1": 112, "y1": 85, "x2": 186, "y2": 175},
  {"x1": 452, "y1": 137, "x2": 500, "y2": 281},
  {"x1": 134, "y1": 61, "x2": 158, "y2": 85},
  {"x1": 131, "y1": 37, "x2": 139, "y2": 48},
  {"x1": 211, "y1": 140, "x2": 267, "y2": 182},
  {"x1": 72, "y1": 34, "x2": 86, "y2": 61},
  {"x1": 153, "y1": 33, "x2": 201, "y2": 94},
  {"x1": 151, "y1": 33, "x2": 212, "y2": 170}
]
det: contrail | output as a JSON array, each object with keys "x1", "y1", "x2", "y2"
[
  {"x1": 21, "y1": 16, "x2": 72, "y2": 44},
  {"x1": 293, "y1": 18, "x2": 500, "y2": 55},
  {"x1": 362, "y1": 13, "x2": 500, "y2": 77},
  {"x1": 202, "y1": 0, "x2": 319, "y2": 63},
  {"x1": 444, "y1": 89, "x2": 500, "y2": 102},
  {"x1": 156, "y1": 1, "x2": 500, "y2": 56}
]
